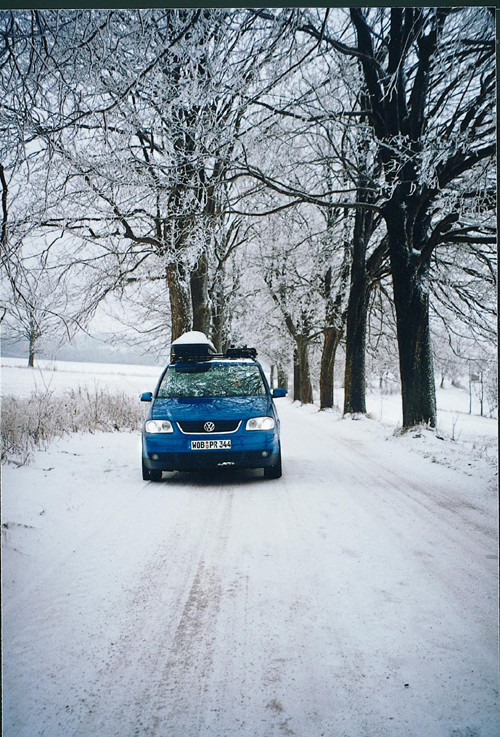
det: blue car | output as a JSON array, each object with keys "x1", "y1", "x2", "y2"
[{"x1": 140, "y1": 332, "x2": 287, "y2": 482}]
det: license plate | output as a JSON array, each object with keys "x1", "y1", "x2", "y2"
[{"x1": 191, "y1": 439, "x2": 231, "y2": 450}]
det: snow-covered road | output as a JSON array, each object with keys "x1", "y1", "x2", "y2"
[{"x1": 2, "y1": 400, "x2": 498, "y2": 737}]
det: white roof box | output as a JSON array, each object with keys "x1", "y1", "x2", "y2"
[{"x1": 171, "y1": 331, "x2": 217, "y2": 361}]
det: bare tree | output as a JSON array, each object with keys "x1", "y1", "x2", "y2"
[
  {"x1": 341, "y1": 8, "x2": 495, "y2": 428},
  {"x1": 258, "y1": 209, "x2": 326, "y2": 404},
  {"x1": 0, "y1": 9, "x2": 300, "y2": 347},
  {"x1": 1, "y1": 251, "x2": 73, "y2": 366},
  {"x1": 243, "y1": 7, "x2": 495, "y2": 428}
]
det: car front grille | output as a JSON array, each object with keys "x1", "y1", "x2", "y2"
[{"x1": 176, "y1": 420, "x2": 241, "y2": 434}]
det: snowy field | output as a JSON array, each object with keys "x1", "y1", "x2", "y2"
[{"x1": 1, "y1": 357, "x2": 498, "y2": 737}]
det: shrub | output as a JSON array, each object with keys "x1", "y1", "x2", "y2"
[{"x1": 1, "y1": 385, "x2": 144, "y2": 465}]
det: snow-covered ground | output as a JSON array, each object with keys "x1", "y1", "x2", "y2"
[
  {"x1": 1, "y1": 356, "x2": 163, "y2": 399},
  {"x1": 1, "y1": 357, "x2": 498, "y2": 737}
]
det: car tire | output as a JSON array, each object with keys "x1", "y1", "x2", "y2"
[
  {"x1": 264, "y1": 448, "x2": 282, "y2": 480},
  {"x1": 142, "y1": 460, "x2": 162, "y2": 482}
]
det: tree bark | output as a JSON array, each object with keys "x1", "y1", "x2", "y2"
[
  {"x1": 318, "y1": 240, "x2": 350, "y2": 410},
  {"x1": 343, "y1": 196, "x2": 373, "y2": 415},
  {"x1": 277, "y1": 365, "x2": 288, "y2": 391},
  {"x1": 28, "y1": 335, "x2": 36, "y2": 367},
  {"x1": 320, "y1": 326, "x2": 342, "y2": 409},
  {"x1": 385, "y1": 200, "x2": 437, "y2": 428},
  {"x1": 27, "y1": 314, "x2": 38, "y2": 368},
  {"x1": 394, "y1": 277, "x2": 436, "y2": 428},
  {"x1": 293, "y1": 348, "x2": 300, "y2": 401},
  {"x1": 343, "y1": 280, "x2": 368, "y2": 415},
  {"x1": 211, "y1": 286, "x2": 224, "y2": 352},
  {"x1": 190, "y1": 249, "x2": 210, "y2": 335},
  {"x1": 210, "y1": 271, "x2": 232, "y2": 353},
  {"x1": 166, "y1": 264, "x2": 192, "y2": 342},
  {"x1": 296, "y1": 335, "x2": 313, "y2": 404}
]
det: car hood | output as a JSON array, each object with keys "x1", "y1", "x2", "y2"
[{"x1": 151, "y1": 395, "x2": 272, "y2": 421}]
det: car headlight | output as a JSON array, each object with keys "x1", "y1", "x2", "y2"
[
  {"x1": 245, "y1": 416, "x2": 275, "y2": 431},
  {"x1": 145, "y1": 419, "x2": 174, "y2": 433}
]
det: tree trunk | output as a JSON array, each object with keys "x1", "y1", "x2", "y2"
[
  {"x1": 343, "y1": 280, "x2": 368, "y2": 414},
  {"x1": 277, "y1": 365, "x2": 288, "y2": 391},
  {"x1": 296, "y1": 335, "x2": 313, "y2": 404},
  {"x1": 210, "y1": 274, "x2": 230, "y2": 353},
  {"x1": 166, "y1": 264, "x2": 192, "y2": 342},
  {"x1": 386, "y1": 202, "x2": 437, "y2": 428},
  {"x1": 27, "y1": 315, "x2": 38, "y2": 368},
  {"x1": 343, "y1": 188, "x2": 373, "y2": 415},
  {"x1": 320, "y1": 326, "x2": 342, "y2": 409},
  {"x1": 293, "y1": 348, "x2": 300, "y2": 401},
  {"x1": 319, "y1": 241, "x2": 351, "y2": 411},
  {"x1": 28, "y1": 334, "x2": 36, "y2": 368},
  {"x1": 395, "y1": 281, "x2": 436, "y2": 428},
  {"x1": 190, "y1": 250, "x2": 210, "y2": 335}
]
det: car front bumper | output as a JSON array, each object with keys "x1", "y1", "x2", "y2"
[
  {"x1": 142, "y1": 448, "x2": 279, "y2": 472},
  {"x1": 142, "y1": 428, "x2": 280, "y2": 472}
]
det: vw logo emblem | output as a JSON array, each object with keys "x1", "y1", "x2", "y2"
[{"x1": 204, "y1": 421, "x2": 215, "y2": 433}]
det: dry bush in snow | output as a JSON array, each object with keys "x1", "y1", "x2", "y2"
[{"x1": 1, "y1": 386, "x2": 144, "y2": 465}]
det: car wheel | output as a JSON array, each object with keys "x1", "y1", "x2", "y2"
[
  {"x1": 264, "y1": 449, "x2": 282, "y2": 480},
  {"x1": 142, "y1": 460, "x2": 162, "y2": 482}
]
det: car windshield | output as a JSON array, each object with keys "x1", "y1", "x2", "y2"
[{"x1": 157, "y1": 363, "x2": 267, "y2": 398}]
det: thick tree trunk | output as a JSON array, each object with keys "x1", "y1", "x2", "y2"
[
  {"x1": 210, "y1": 275, "x2": 231, "y2": 353},
  {"x1": 190, "y1": 250, "x2": 210, "y2": 335},
  {"x1": 394, "y1": 279, "x2": 436, "y2": 428},
  {"x1": 343, "y1": 188, "x2": 373, "y2": 415},
  {"x1": 166, "y1": 264, "x2": 192, "y2": 342},
  {"x1": 319, "y1": 327, "x2": 342, "y2": 409},
  {"x1": 296, "y1": 335, "x2": 313, "y2": 404},
  {"x1": 343, "y1": 281, "x2": 368, "y2": 414},
  {"x1": 278, "y1": 306, "x2": 313, "y2": 404},
  {"x1": 319, "y1": 240, "x2": 351, "y2": 411},
  {"x1": 386, "y1": 202, "x2": 437, "y2": 428},
  {"x1": 211, "y1": 299, "x2": 224, "y2": 353}
]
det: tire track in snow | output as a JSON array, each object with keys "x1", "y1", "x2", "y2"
[
  {"x1": 142, "y1": 487, "x2": 234, "y2": 737},
  {"x1": 67, "y1": 485, "x2": 235, "y2": 737}
]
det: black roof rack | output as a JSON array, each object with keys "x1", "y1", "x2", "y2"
[
  {"x1": 171, "y1": 344, "x2": 257, "y2": 363},
  {"x1": 225, "y1": 346, "x2": 257, "y2": 359}
]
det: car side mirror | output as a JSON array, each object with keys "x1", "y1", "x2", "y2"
[
  {"x1": 140, "y1": 392, "x2": 153, "y2": 402},
  {"x1": 272, "y1": 388, "x2": 287, "y2": 398}
]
